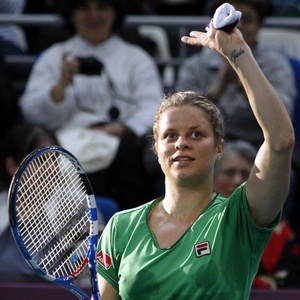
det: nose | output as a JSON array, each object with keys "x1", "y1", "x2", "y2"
[
  {"x1": 175, "y1": 137, "x2": 191, "y2": 150},
  {"x1": 86, "y1": 6, "x2": 103, "y2": 19}
]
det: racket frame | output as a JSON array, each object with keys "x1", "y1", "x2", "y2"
[{"x1": 8, "y1": 146, "x2": 100, "y2": 300}]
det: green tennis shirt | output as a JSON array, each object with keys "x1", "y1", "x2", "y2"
[{"x1": 96, "y1": 184, "x2": 280, "y2": 299}]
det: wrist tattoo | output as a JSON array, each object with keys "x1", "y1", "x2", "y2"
[{"x1": 230, "y1": 47, "x2": 245, "y2": 63}]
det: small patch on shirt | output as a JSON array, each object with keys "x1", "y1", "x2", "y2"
[
  {"x1": 97, "y1": 250, "x2": 112, "y2": 270},
  {"x1": 195, "y1": 241, "x2": 211, "y2": 257}
]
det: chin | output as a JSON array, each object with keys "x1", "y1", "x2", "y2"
[{"x1": 175, "y1": 172, "x2": 196, "y2": 183}]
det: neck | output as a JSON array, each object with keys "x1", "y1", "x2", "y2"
[
  {"x1": 80, "y1": 33, "x2": 112, "y2": 46},
  {"x1": 162, "y1": 180, "x2": 215, "y2": 220}
]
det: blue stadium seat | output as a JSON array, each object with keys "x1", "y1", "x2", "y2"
[{"x1": 95, "y1": 196, "x2": 120, "y2": 224}]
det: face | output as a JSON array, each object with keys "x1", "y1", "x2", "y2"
[
  {"x1": 72, "y1": 1, "x2": 116, "y2": 45},
  {"x1": 155, "y1": 105, "x2": 223, "y2": 185},
  {"x1": 214, "y1": 152, "x2": 253, "y2": 197},
  {"x1": 233, "y1": 3, "x2": 261, "y2": 47}
]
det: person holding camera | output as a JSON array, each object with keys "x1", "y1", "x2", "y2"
[{"x1": 19, "y1": 0, "x2": 163, "y2": 210}]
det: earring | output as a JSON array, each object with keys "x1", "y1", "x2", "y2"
[{"x1": 216, "y1": 154, "x2": 222, "y2": 160}]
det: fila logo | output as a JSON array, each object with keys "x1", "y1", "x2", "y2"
[{"x1": 195, "y1": 241, "x2": 211, "y2": 258}]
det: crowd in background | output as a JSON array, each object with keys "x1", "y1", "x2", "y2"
[{"x1": 0, "y1": 0, "x2": 300, "y2": 289}]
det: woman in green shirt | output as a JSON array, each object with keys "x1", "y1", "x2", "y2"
[{"x1": 96, "y1": 4, "x2": 295, "y2": 299}]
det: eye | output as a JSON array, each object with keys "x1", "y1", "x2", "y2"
[
  {"x1": 165, "y1": 132, "x2": 176, "y2": 140},
  {"x1": 191, "y1": 131, "x2": 202, "y2": 139},
  {"x1": 222, "y1": 169, "x2": 236, "y2": 177}
]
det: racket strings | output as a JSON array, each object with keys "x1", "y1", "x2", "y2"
[
  {"x1": 16, "y1": 151, "x2": 91, "y2": 278},
  {"x1": 48, "y1": 214, "x2": 89, "y2": 277},
  {"x1": 19, "y1": 153, "x2": 65, "y2": 244},
  {"x1": 18, "y1": 154, "x2": 64, "y2": 223},
  {"x1": 19, "y1": 153, "x2": 82, "y2": 236},
  {"x1": 39, "y1": 208, "x2": 89, "y2": 276}
]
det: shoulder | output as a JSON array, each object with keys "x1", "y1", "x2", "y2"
[
  {"x1": 37, "y1": 35, "x2": 82, "y2": 56},
  {"x1": 34, "y1": 39, "x2": 72, "y2": 63},
  {"x1": 109, "y1": 198, "x2": 159, "y2": 229},
  {"x1": 209, "y1": 184, "x2": 247, "y2": 213}
]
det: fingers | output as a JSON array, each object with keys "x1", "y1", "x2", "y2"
[
  {"x1": 181, "y1": 35, "x2": 196, "y2": 45},
  {"x1": 181, "y1": 31, "x2": 207, "y2": 46},
  {"x1": 60, "y1": 52, "x2": 80, "y2": 85},
  {"x1": 181, "y1": 20, "x2": 216, "y2": 46}
]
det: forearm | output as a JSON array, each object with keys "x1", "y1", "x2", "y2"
[
  {"x1": 226, "y1": 42, "x2": 294, "y2": 150},
  {"x1": 20, "y1": 83, "x2": 73, "y2": 130}
]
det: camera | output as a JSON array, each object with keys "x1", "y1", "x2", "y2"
[{"x1": 78, "y1": 57, "x2": 103, "y2": 75}]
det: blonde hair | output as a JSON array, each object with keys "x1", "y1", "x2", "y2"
[{"x1": 152, "y1": 91, "x2": 224, "y2": 146}]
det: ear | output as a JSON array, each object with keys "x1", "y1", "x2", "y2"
[
  {"x1": 217, "y1": 139, "x2": 225, "y2": 157},
  {"x1": 154, "y1": 142, "x2": 160, "y2": 164},
  {"x1": 5, "y1": 156, "x2": 18, "y2": 177},
  {"x1": 154, "y1": 142, "x2": 158, "y2": 155}
]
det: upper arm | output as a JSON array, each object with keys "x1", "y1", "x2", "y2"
[
  {"x1": 245, "y1": 142, "x2": 292, "y2": 227},
  {"x1": 98, "y1": 273, "x2": 121, "y2": 300}
]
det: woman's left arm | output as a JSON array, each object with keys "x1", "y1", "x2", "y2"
[{"x1": 182, "y1": 23, "x2": 295, "y2": 227}]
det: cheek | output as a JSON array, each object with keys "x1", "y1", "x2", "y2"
[
  {"x1": 156, "y1": 140, "x2": 172, "y2": 156},
  {"x1": 156, "y1": 142, "x2": 174, "y2": 169},
  {"x1": 157, "y1": 148, "x2": 170, "y2": 166},
  {"x1": 216, "y1": 177, "x2": 232, "y2": 188}
]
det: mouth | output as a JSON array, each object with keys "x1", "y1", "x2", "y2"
[{"x1": 172, "y1": 156, "x2": 194, "y2": 162}]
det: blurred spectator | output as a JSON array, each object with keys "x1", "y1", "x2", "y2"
[
  {"x1": 23, "y1": 1, "x2": 157, "y2": 61},
  {"x1": 0, "y1": 123, "x2": 59, "y2": 283},
  {"x1": 0, "y1": 0, "x2": 27, "y2": 52},
  {"x1": 214, "y1": 140, "x2": 300, "y2": 290},
  {"x1": 0, "y1": 0, "x2": 31, "y2": 81},
  {"x1": 214, "y1": 140, "x2": 257, "y2": 198},
  {"x1": 0, "y1": 44, "x2": 23, "y2": 141},
  {"x1": 0, "y1": 1, "x2": 27, "y2": 134},
  {"x1": 176, "y1": 0, "x2": 296, "y2": 150},
  {"x1": 19, "y1": 0, "x2": 163, "y2": 210}
]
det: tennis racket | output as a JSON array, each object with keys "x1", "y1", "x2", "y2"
[{"x1": 8, "y1": 146, "x2": 100, "y2": 300}]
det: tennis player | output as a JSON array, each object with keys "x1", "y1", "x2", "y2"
[{"x1": 96, "y1": 5, "x2": 295, "y2": 300}]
